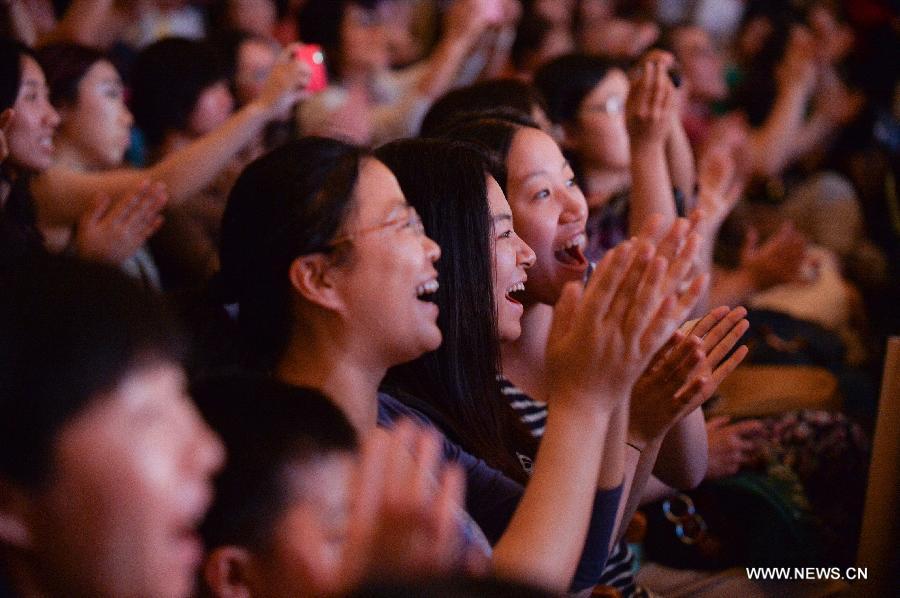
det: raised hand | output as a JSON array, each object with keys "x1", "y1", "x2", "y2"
[
  {"x1": 74, "y1": 180, "x2": 167, "y2": 265},
  {"x1": 626, "y1": 50, "x2": 678, "y2": 146},
  {"x1": 740, "y1": 222, "x2": 808, "y2": 291},
  {"x1": 342, "y1": 420, "x2": 470, "y2": 587},
  {"x1": 628, "y1": 304, "x2": 748, "y2": 450},
  {"x1": 694, "y1": 146, "x2": 744, "y2": 233},
  {"x1": 705, "y1": 416, "x2": 764, "y2": 479},
  {"x1": 257, "y1": 44, "x2": 314, "y2": 120}
]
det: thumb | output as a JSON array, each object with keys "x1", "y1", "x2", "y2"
[
  {"x1": 84, "y1": 193, "x2": 112, "y2": 226},
  {"x1": 547, "y1": 281, "x2": 582, "y2": 345}
]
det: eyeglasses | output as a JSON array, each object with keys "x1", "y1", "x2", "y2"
[
  {"x1": 662, "y1": 494, "x2": 708, "y2": 545},
  {"x1": 328, "y1": 204, "x2": 425, "y2": 248},
  {"x1": 580, "y1": 95, "x2": 625, "y2": 116}
]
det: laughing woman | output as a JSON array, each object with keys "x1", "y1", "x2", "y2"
[
  {"x1": 218, "y1": 135, "x2": 693, "y2": 592},
  {"x1": 26, "y1": 41, "x2": 308, "y2": 277}
]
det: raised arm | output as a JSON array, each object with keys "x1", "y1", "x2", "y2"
[
  {"x1": 31, "y1": 48, "x2": 310, "y2": 228},
  {"x1": 626, "y1": 51, "x2": 680, "y2": 236}
]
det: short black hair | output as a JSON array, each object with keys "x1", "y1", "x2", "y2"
[
  {"x1": 36, "y1": 42, "x2": 107, "y2": 108},
  {"x1": 419, "y1": 79, "x2": 546, "y2": 138},
  {"x1": 0, "y1": 255, "x2": 183, "y2": 488},
  {"x1": 193, "y1": 372, "x2": 358, "y2": 552},
  {"x1": 219, "y1": 136, "x2": 369, "y2": 366},
  {"x1": 129, "y1": 37, "x2": 228, "y2": 147},
  {"x1": 533, "y1": 53, "x2": 625, "y2": 125}
]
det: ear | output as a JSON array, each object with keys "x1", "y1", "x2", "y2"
[
  {"x1": 0, "y1": 478, "x2": 33, "y2": 549},
  {"x1": 0, "y1": 108, "x2": 13, "y2": 131},
  {"x1": 203, "y1": 546, "x2": 255, "y2": 598},
  {"x1": 288, "y1": 253, "x2": 347, "y2": 313}
]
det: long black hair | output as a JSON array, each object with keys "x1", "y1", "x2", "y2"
[
  {"x1": 376, "y1": 138, "x2": 536, "y2": 483},
  {"x1": 0, "y1": 38, "x2": 45, "y2": 269},
  {"x1": 218, "y1": 136, "x2": 369, "y2": 368}
]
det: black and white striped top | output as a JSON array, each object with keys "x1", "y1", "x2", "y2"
[{"x1": 499, "y1": 376, "x2": 653, "y2": 598}]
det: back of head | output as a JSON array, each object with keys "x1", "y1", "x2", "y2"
[
  {"x1": 420, "y1": 79, "x2": 545, "y2": 138},
  {"x1": 35, "y1": 42, "x2": 106, "y2": 108},
  {"x1": 219, "y1": 136, "x2": 368, "y2": 366},
  {"x1": 533, "y1": 53, "x2": 623, "y2": 125},
  {"x1": 193, "y1": 372, "x2": 357, "y2": 552},
  {"x1": 0, "y1": 255, "x2": 182, "y2": 488},
  {"x1": 129, "y1": 36, "x2": 227, "y2": 147},
  {"x1": 375, "y1": 138, "x2": 534, "y2": 482}
]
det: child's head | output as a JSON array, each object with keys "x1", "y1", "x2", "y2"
[
  {"x1": 193, "y1": 373, "x2": 358, "y2": 598},
  {"x1": 0, "y1": 255, "x2": 224, "y2": 598}
]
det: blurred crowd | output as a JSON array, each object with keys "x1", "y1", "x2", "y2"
[{"x1": 1, "y1": 0, "x2": 897, "y2": 597}]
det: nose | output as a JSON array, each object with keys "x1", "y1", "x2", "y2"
[
  {"x1": 560, "y1": 184, "x2": 588, "y2": 225},
  {"x1": 423, "y1": 234, "x2": 441, "y2": 264},
  {"x1": 44, "y1": 101, "x2": 61, "y2": 129},
  {"x1": 122, "y1": 106, "x2": 134, "y2": 128},
  {"x1": 517, "y1": 236, "x2": 536, "y2": 270},
  {"x1": 190, "y1": 415, "x2": 226, "y2": 477}
]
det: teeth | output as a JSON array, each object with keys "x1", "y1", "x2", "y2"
[
  {"x1": 416, "y1": 279, "x2": 439, "y2": 297},
  {"x1": 506, "y1": 281, "x2": 525, "y2": 294},
  {"x1": 555, "y1": 233, "x2": 586, "y2": 252}
]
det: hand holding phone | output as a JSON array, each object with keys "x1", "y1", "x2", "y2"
[{"x1": 294, "y1": 44, "x2": 328, "y2": 94}]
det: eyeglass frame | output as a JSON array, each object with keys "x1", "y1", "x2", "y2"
[{"x1": 326, "y1": 203, "x2": 426, "y2": 248}]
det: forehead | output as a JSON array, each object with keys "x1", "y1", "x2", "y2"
[
  {"x1": 508, "y1": 128, "x2": 565, "y2": 178},
  {"x1": 352, "y1": 157, "x2": 406, "y2": 221},
  {"x1": 18, "y1": 55, "x2": 45, "y2": 87},
  {"x1": 486, "y1": 175, "x2": 510, "y2": 217},
  {"x1": 585, "y1": 69, "x2": 628, "y2": 100},
  {"x1": 82, "y1": 60, "x2": 121, "y2": 84}
]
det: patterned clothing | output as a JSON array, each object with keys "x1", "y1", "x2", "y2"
[{"x1": 499, "y1": 377, "x2": 652, "y2": 598}]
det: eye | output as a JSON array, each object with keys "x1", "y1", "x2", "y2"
[
  {"x1": 566, "y1": 176, "x2": 578, "y2": 188},
  {"x1": 534, "y1": 188, "x2": 550, "y2": 200},
  {"x1": 499, "y1": 229, "x2": 513, "y2": 239}
]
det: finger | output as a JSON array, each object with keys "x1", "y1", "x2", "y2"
[
  {"x1": 662, "y1": 231, "x2": 701, "y2": 296},
  {"x1": 706, "y1": 317, "x2": 750, "y2": 367},
  {"x1": 84, "y1": 193, "x2": 112, "y2": 225},
  {"x1": 689, "y1": 305, "x2": 731, "y2": 339},
  {"x1": 111, "y1": 180, "x2": 151, "y2": 226},
  {"x1": 623, "y1": 255, "x2": 668, "y2": 342},
  {"x1": 636, "y1": 213, "x2": 666, "y2": 243},
  {"x1": 548, "y1": 281, "x2": 583, "y2": 342},
  {"x1": 410, "y1": 427, "x2": 442, "y2": 506},
  {"x1": 701, "y1": 306, "x2": 747, "y2": 353},
  {"x1": 583, "y1": 241, "x2": 637, "y2": 321},
  {"x1": 655, "y1": 218, "x2": 690, "y2": 263},
  {"x1": 730, "y1": 419, "x2": 765, "y2": 437},
  {"x1": 649, "y1": 329, "x2": 685, "y2": 369},
  {"x1": 433, "y1": 465, "x2": 465, "y2": 565},
  {"x1": 706, "y1": 415, "x2": 731, "y2": 430},
  {"x1": 741, "y1": 226, "x2": 759, "y2": 260},
  {"x1": 710, "y1": 344, "x2": 749, "y2": 386},
  {"x1": 605, "y1": 240, "x2": 655, "y2": 326},
  {"x1": 139, "y1": 215, "x2": 164, "y2": 241},
  {"x1": 651, "y1": 61, "x2": 670, "y2": 121},
  {"x1": 384, "y1": 420, "x2": 418, "y2": 506}
]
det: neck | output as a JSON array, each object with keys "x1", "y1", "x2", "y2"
[
  {"x1": 501, "y1": 302, "x2": 554, "y2": 399},
  {"x1": 275, "y1": 328, "x2": 384, "y2": 434}
]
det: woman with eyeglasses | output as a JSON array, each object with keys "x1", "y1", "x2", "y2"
[{"x1": 217, "y1": 135, "x2": 699, "y2": 592}]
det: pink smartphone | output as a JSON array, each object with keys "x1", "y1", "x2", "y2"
[{"x1": 294, "y1": 44, "x2": 328, "y2": 93}]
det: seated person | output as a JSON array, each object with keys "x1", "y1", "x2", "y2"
[{"x1": 0, "y1": 255, "x2": 224, "y2": 598}]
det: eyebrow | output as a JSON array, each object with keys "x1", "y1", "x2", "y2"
[
  {"x1": 381, "y1": 198, "x2": 408, "y2": 218},
  {"x1": 521, "y1": 159, "x2": 570, "y2": 183},
  {"x1": 492, "y1": 213, "x2": 513, "y2": 226}
]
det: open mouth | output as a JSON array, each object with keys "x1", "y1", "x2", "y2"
[
  {"x1": 415, "y1": 278, "x2": 439, "y2": 303},
  {"x1": 553, "y1": 233, "x2": 588, "y2": 268},
  {"x1": 506, "y1": 281, "x2": 527, "y2": 305}
]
